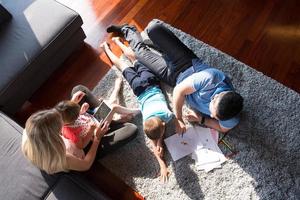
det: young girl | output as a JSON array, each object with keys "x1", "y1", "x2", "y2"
[{"x1": 55, "y1": 78, "x2": 140, "y2": 159}]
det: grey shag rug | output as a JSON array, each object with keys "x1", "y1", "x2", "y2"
[{"x1": 93, "y1": 20, "x2": 300, "y2": 200}]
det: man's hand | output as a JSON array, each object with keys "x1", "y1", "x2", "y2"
[
  {"x1": 159, "y1": 166, "x2": 171, "y2": 183},
  {"x1": 185, "y1": 109, "x2": 202, "y2": 123},
  {"x1": 71, "y1": 91, "x2": 85, "y2": 104},
  {"x1": 175, "y1": 118, "x2": 186, "y2": 135}
]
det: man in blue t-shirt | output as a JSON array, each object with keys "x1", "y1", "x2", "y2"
[{"x1": 107, "y1": 21, "x2": 243, "y2": 135}]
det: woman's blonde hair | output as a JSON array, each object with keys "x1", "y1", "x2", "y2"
[{"x1": 22, "y1": 109, "x2": 68, "y2": 174}]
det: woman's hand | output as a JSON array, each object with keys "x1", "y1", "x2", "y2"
[{"x1": 71, "y1": 91, "x2": 85, "y2": 104}]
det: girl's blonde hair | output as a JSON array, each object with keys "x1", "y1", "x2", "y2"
[{"x1": 22, "y1": 109, "x2": 68, "y2": 174}]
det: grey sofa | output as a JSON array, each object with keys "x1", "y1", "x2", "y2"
[
  {"x1": 0, "y1": 111, "x2": 111, "y2": 200},
  {"x1": 0, "y1": 0, "x2": 86, "y2": 116}
]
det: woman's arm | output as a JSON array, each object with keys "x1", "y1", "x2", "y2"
[
  {"x1": 66, "y1": 122, "x2": 110, "y2": 171},
  {"x1": 66, "y1": 138, "x2": 100, "y2": 171}
]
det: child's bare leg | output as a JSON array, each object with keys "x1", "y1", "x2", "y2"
[
  {"x1": 112, "y1": 37, "x2": 136, "y2": 63},
  {"x1": 100, "y1": 42, "x2": 130, "y2": 72}
]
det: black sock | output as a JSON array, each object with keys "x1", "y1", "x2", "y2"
[{"x1": 106, "y1": 24, "x2": 128, "y2": 33}]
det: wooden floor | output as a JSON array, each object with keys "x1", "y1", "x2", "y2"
[{"x1": 15, "y1": 0, "x2": 300, "y2": 199}]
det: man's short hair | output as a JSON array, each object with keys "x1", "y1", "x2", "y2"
[
  {"x1": 143, "y1": 117, "x2": 165, "y2": 140},
  {"x1": 216, "y1": 91, "x2": 243, "y2": 120}
]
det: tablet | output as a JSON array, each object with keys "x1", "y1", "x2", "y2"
[{"x1": 93, "y1": 101, "x2": 112, "y2": 122}]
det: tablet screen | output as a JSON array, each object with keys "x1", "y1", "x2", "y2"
[{"x1": 93, "y1": 102, "x2": 112, "y2": 122}]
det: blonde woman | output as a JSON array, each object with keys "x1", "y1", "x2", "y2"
[
  {"x1": 22, "y1": 78, "x2": 138, "y2": 174},
  {"x1": 22, "y1": 108, "x2": 109, "y2": 174}
]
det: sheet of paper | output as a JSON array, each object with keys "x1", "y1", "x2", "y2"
[
  {"x1": 191, "y1": 126, "x2": 227, "y2": 172},
  {"x1": 164, "y1": 126, "x2": 210, "y2": 161},
  {"x1": 164, "y1": 127, "x2": 197, "y2": 161}
]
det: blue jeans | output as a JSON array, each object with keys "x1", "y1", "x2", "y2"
[{"x1": 122, "y1": 61, "x2": 159, "y2": 96}]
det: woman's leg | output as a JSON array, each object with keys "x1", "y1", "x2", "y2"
[{"x1": 96, "y1": 122, "x2": 138, "y2": 158}]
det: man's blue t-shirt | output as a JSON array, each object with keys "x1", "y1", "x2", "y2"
[
  {"x1": 176, "y1": 59, "x2": 240, "y2": 129},
  {"x1": 137, "y1": 86, "x2": 174, "y2": 123}
]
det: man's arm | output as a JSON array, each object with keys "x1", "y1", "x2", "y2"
[
  {"x1": 186, "y1": 110, "x2": 231, "y2": 133},
  {"x1": 204, "y1": 118, "x2": 231, "y2": 133},
  {"x1": 172, "y1": 78, "x2": 196, "y2": 134}
]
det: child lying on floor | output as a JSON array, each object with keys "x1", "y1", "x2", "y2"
[{"x1": 100, "y1": 37, "x2": 174, "y2": 182}]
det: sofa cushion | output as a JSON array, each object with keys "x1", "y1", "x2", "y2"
[
  {"x1": 0, "y1": 112, "x2": 61, "y2": 200},
  {"x1": 45, "y1": 175, "x2": 111, "y2": 200},
  {"x1": 0, "y1": 4, "x2": 12, "y2": 25},
  {"x1": 0, "y1": 0, "x2": 83, "y2": 113}
]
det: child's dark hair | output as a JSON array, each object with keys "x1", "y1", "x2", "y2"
[
  {"x1": 55, "y1": 100, "x2": 80, "y2": 124},
  {"x1": 143, "y1": 117, "x2": 165, "y2": 140}
]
